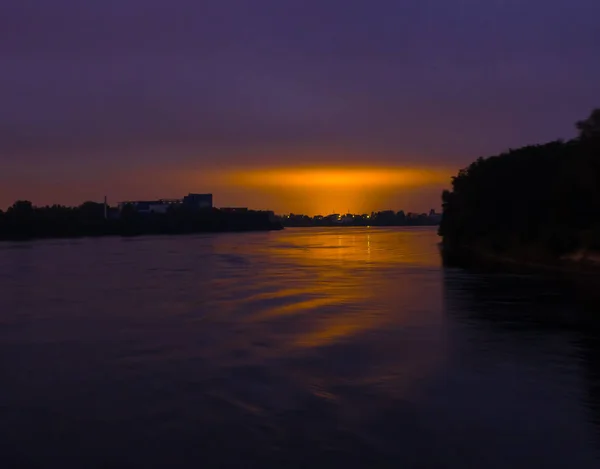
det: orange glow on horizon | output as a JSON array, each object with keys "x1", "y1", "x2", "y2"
[
  {"x1": 225, "y1": 167, "x2": 451, "y2": 189},
  {"x1": 0, "y1": 162, "x2": 451, "y2": 215},
  {"x1": 166, "y1": 164, "x2": 453, "y2": 216},
  {"x1": 208, "y1": 166, "x2": 452, "y2": 215}
]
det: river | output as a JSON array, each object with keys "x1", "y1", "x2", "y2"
[{"x1": 1, "y1": 227, "x2": 599, "y2": 468}]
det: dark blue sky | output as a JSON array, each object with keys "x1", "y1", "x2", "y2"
[{"x1": 1, "y1": 0, "x2": 599, "y2": 211}]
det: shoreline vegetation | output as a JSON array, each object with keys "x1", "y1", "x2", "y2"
[
  {"x1": 439, "y1": 109, "x2": 600, "y2": 271},
  {"x1": 279, "y1": 210, "x2": 440, "y2": 227},
  {"x1": 0, "y1": 203, "x2": 441, "y2": 241},
  {"x1": 0, "y1": 203, "x2": 282, "y2": 241}
]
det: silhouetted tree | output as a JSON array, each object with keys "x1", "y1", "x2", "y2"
[
  {"x1": 440, "y1": 110, "x2": 600, "y2": 260},
  {"x1": 577, "y1": 108, "x2": 600, "y2": 142},
  {"x1": 8, "y1": 200, "x2": 34, "y2": 216},
  {"x1": 79, "y1": 201, "x2": 105, "y2": 220},
  {"x1": 0, "y1": 200, "x2": 280, "y2": 240}
]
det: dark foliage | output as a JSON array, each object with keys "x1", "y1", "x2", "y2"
[
  {"x1": 0, "y1": 202, "x2": 281, "y2": 240},
  {"x1": 280, "y1": 210, "x2": 440, "y2": 227},
  {"x1": 439, "y1": 109, "x2": 600, "y2": 259}
]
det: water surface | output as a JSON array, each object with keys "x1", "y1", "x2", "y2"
[{"x1": 1, "y1": 227, "x2": 599, "y2": 468}]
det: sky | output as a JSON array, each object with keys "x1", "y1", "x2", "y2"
[{"x1": 1, "y1": 0, "x2": 599, "y2": 214}]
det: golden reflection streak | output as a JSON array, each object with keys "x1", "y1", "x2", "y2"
[
  {"x1": 244, "y1": 288, "x2": 319, "y2": 302},
  {"x1": 293, "y1": 321, "x2": 377, "y2": 348},
  {"x1": 257, "y1": 229, "x2": 441, "y2": 349},
  {"x1": 209, "y1": 229, "x2": 445, "y2": 406},
  {"x1": 248, "y1": 297, "x2": 341, "y2": 321}
]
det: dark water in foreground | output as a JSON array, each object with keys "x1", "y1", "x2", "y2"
[{"x1": 1, "y1": 227, "x2": 600, "y2": 468}]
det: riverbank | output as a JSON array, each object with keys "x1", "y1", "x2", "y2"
[
  {"x1": 438, "y1": 109, "x2": 600, "y2": 269},
  {"x1": 0, "y1": 225, "x2": 283, "y2": 242},
  {"x1": 441, "y1": 243, "x2": 600, "y2": 275},
  {"x1": 0, "y1": 207, "x2": 283, "y2": 241}
]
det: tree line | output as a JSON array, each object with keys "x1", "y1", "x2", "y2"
[
  {"x1": 0, "y1": 202, "x2": 281, "y2": 240},
  {"x1": 281, "y1": 210, "x2": 440, "y2": 227},
  {"x1": 439, "y1": 108, "x2": 600, "y2": 260}
]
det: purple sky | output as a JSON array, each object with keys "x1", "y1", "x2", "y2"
[{"x1": 1, "y1": 0, "x2": 599, "y2": 212}]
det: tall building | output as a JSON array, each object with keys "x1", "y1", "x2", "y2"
[{"x1": 182, "y1": 193, "x2": 213, "y2": 209}]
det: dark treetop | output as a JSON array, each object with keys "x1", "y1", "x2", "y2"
[
  {"x1": 0, "y1": 202, "x2": 281, "y2": 240},
  {"x1": 439, "y1": 108, "x2": 600, "y2": 263}
]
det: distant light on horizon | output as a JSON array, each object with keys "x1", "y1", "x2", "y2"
[
  {"x1": 201, "y1": 166, "x2": 454, "y2": 215},
  {"x1": 0, "y1": 164, "x2": 452, "y2": 216},
  {"x1": 227, "y1": 167, "x2": 451, "y2": 189}
]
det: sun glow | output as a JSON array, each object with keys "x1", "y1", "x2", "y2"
[
  {"x1": 228, "y1": 167, "x2": 450, "y2": 188},
  {"x1": 174, "y1": 165, "x2": 452, "y2": 216}
]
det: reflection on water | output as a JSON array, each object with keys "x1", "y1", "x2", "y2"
[
  {"x1": 0, "y1": 227, "x2": 599, "y2": 468},
  {"x1": 441, "y1": 269, "x2": 600, "y2": 467}
]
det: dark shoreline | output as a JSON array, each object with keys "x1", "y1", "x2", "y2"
[
  {"x1": 438, "y1": 112, "x2": 599, "y2": 276},
  {"x1": 0, "y1": 223, "x2": 284, "y2": 242},
  {"x1": 441, "y1": 244, "x2": 600, "y2": 276},
  {"x1": 0, "y1": 204, "x2": 284, "y2": 242},
  {"x1": 0, "y1": 225, "x2": 283, "y2": 242},
  {"x1": 280, "y1": 224, "x2": 439, "y2": 228}
]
